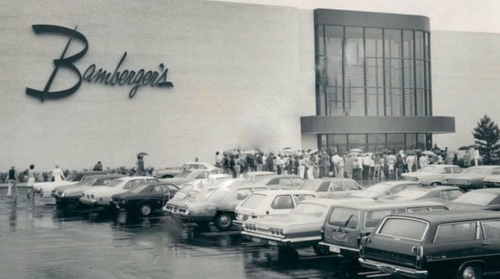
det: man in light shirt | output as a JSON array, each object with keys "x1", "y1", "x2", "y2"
[
  {"x1": 473, "y1": 147, "x2": 480, "y2": 166},
  {"x1": 331, "y1": 153, "x2": 344, "y2": 178}
]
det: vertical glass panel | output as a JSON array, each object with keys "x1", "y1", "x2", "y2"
[
  {"x1": 404, "y1": 59, "x2": 415, "y2": 89},
  {"x1": 330, "y1": 134, "x2": 347, "y2": 155},
  {"x1": 416, "y1": 60, "x2": 425, "y2": 89},
  {"x1": 326, "y1": 86, "x2": 344, "y2": 116},
  {"x1": 366, "y1": 58, "x2": 383, "y2": 88},
  {"x1": 387, "y1": 59, "x2": 402, "y2": 88},
  {"x1": 403, "y1": 30, "x2": 414, "y2": 59},
  {"x1": 345, "y1": 87, "x2": 365, "y2": 116},
  {"x1": 368, "y1": 134, "x2": 386, "y2": 152},
  {"x1": 405, "y1": 134, "x2": 417, "y2": 150},
  {"x1": 388, "y1": 88, "x2": 403, "y2": 117},
  {"x1": 345, "y1": 27, "x2": 364, "y2": 87},
  {"x1": 424, "y1": 32, "x2": 430, "y2": 61},
  {"x1": 425, "y1": 61, "x2": 431, "y2": 90},
  {"x1": 415, "y1": 31, "x2": 424, "y2": 60},
  {"x1": 348, "y1": 134, "x2": 366, "y2": 152},
  {"x1": 365, "y1": 28, "x2": 383, "y2": 58},
  {"x1": 367, "y1": 88, "x2": 384, "y2": 116},
  {"x1": 404, "y1": 88, "x2": 415, "y2": 116},
  {"x1": 384, "y1": 29, "x2": 401, "y2": 59},
  {"x1": 416, "y1": 89, "x2": 426, "y2": 116},
  {"x1": 325, "y1": 26, "x2": 343, "y2": 88},
  {"x1": 387, "y1": 134, "x2": 404, "y2": 152},
  {"x1": 316, "y1": 25, "x2": 325, "y2": 56},
  {"x1": 417, "y1": 134, "x2": 426, "y2": 150}
]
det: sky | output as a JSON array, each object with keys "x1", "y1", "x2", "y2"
[{"x1": 208, "y1": 0, "x2": 500, "y2": 34}]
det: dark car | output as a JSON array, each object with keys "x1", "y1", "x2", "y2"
[
  {"x1": 111, "y1": 182, "x2": 179, "y2": 216},
  {"x1": 379, "y1": 185, "x2": 464, "y2": 203},
  {"x1": 444, "y1": 166, "x2": 500, "y2": 191},
  {"x1": 359, "y1": 210, "x2": 500, "y2": 279},
  {"x1": 318, "y1": 200, "x2": 448, "y2": 258},
  {"x1": 447, "y1": 188, "x2": 500, "y2": 211},
  {"x1": 347, "y1": 181, "x2": 423, "y2": 200}
]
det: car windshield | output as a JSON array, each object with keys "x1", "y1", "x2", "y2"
[
  {"x1": 328, "y1": 207, "x2": 360, "y2": 229},
  {"x1": 453, "y1": 192, "x2": 498, "y2": 205},
  {"x1": 298, "y1": 181, "x2": 321, "y2": 191},
  {"x1": 65, "y1": 173, "x2": 79, "y2": 181},
  {"x1": 291, "y1": 203, "x2": 326, "y2": 218},
  {"x1": 462, "y1": 168, "x2": 491, "y2": 175},
  {"x1": 129, "y1": 184, "x2": 150, "y2": 193},
  {"x1": 105, "y1": 179, "x2": 123, "y2": 187},
  {"x1": 418, "y1": 166, "x2": 438, "y2": 173},
  {"x1": 206, "y1": 188, "x2": 232, "y2": 203},
  {"x1": 175, "y1": 170, "x2": 192, "y2": 178},
  {"x1": 73, "y1": 177, "x2": 97, "y2": 186},
  {"x1": 240, "y1": 194, "x2": 266, "y2": 209}
]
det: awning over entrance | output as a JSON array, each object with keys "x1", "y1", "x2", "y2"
[{"x1": 301, "y1": 116, "x2": 455, "y2": 134}]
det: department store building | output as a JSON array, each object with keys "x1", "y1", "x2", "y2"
[{"x1": 0, "y1": 0, "x2": 456, "y2": 170}]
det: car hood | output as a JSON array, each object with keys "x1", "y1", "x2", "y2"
[
  {"x1": 166, "y1": 199, "x2": 192, "y2": 208},
  {"x1": 36, "y1": 181, "x2": 75, "y2": 189},
  {"x1": 54, "y1": 184, "x2": 83, "y2": 192},
  {"x1": 64, "y1": 185, "x2": 95, "y2": 195},
  {"x1": 447, "y1": 202, "x2": 485, "y2": 211}
]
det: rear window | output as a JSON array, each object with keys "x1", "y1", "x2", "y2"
[
  {"x1": 328, "y1": 208, "x2": 360, "y2": 229},
  {"x1": 240, "y1": 194, "x2": 266, "y2": 209},
  {"x1": 291, "y1": 203, "x2": 326, "y2": 218},
  {"x1": 379, "y1": 218, "x2": 428, "y2": 241}
]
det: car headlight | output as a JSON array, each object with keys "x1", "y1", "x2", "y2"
[{"x1": 61, "y1": 192, "x2": 66, "y2": 198}]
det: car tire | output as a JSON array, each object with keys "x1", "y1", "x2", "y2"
[
  {"x1": 277, "y1": 247, "x2": 299, "y2": 266},
  {"x1": 457, "y1": 263, "x2": 483, "y2": 279},
  {"x1": 139, "y1": 202, "x2": 153, "y2": 217},
  {"x1": 213, "y1": 212, "x2": 233, "y2": 231},
  {"x1": 430, "y1": 182, "x2": 441, "y2": 186}
]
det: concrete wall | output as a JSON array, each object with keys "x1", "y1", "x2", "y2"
[
  {"x1": 0, "y1": 0, "x2": 316, "y2": 171},
  {"x1": 432, "y1": 30, "x2": 500, "y2": 150}
]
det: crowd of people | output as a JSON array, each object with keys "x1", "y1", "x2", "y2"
[{"x1": 214, "y1": 144, "x2": 481, "y2": 181}]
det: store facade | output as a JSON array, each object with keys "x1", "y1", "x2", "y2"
[{"x1": 301, "y1": 9, "x2": 455, "y2": 154}]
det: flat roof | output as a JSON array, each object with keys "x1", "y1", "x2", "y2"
[{"x1": 389, "y1": 210, "x2": 500, "y2": 223}]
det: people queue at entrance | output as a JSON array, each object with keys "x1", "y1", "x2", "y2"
[{"x1": 215, "y1": 145, "x2": 479, "y2": 180}]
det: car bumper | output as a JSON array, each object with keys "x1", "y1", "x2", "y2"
[
  {"x1": 358, "y1": 258, "x2": 428, "y2": 279},
  {"x1": 242, "y1": 231, "x2": 320, "y2": 248},
  {"x1": 317, "y1": 241, "x2": 360, "y2": 256},
  {"x1": 79, "y1": 197, "x2": 97, "y2": 206}
]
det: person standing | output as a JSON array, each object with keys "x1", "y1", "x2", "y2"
[
  {"x1": 215, "y1": 151, "x2": 222, "y2": 168},
  {"x1": 473, "y1": 147, "x2": 480, "y2": 166},
  {"x1": 93, "y1": 161, "x2": 103, "y2": 171},
  {"x1": 52, "y1": 165, "x2": 65, "y2": 182},
  {"x1": 321, "y1": 151, "x2": 330, "y2": 178},
  {"x1": 344, "y1": 155, "x2": 354, "y2": 179},
  {"x1": 299, "y1": 156, "x2": 306, "y2": 179},
  {"x1": 406, "y1": 154, "x2": 416, "y2": 173},
  {"x1": 331, "y1": 153, "x2": 341, "y2": 178},
  {"x1": 26, "y1": 164, "x2": 36, "y2": 199},
  {"x1": 7, "y1": 166, "x2": 18, "y2": 198},
  {"x1": 135, "y1": 156, "x2": 145, "y2": 176},
  {"x1": 419, "y1": 154, "x2": 428, "y2": 169},
  {"x1": 464, "y1": 150, "x2": 472, "y2": 167}
]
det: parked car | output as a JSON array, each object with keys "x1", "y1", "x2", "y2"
[
  {"x1": 158, "y1": 169, "x2": 213, "y2": 185},
  {"x1": 242, "y1": 198, "x2": 347, "y2": 257},
  {"x1": 165, "y1": 184, "x2": 270, "y2": 231},
  {"x1": 52, "y1": 174, "x2": 126, "y2": 205},
  {"x1": 379, "y1": 185, "x2": 464, "y2": 203},
  {"x1": 401, "y1": 164, "x2": 463, "y2": 185},
  {"x1": 235, "y1": 190, "x2": 317, "y2": 222},
  {"x1": 482, "y1": 174, "x2": 500, "y2": 188},
  {"x1": 444, "y1": 165, "x2": 500, "y2": 191},
  {"x1": 111, "y1": 182, "x2": 179, "y2": 216},
  {"x1": 318, "y1": 200, "x2": 449, "y2": 258},
  {"x1": 297, "y1": 178, "x2": 362, "y2": 198},
  {"x1": 359, "y1": 210, "x2": 500, "y2": 279},
  {"x1": 80, "y1": 176, "x2": 158, "y2": 207},
  {"x1": 347, "y1": 181, "x2": 423, "y2": 200},
  {"x1": 156, "y1": 162, "x2": 220, "y2": 178},
  {"x1": 447, "y1": 188, "x2": 500, "y2": 211},
  {"x1": 34, "y1": 171, "x2": 109, "y2": 197},
  {"x1": 236, "y1": 174, "x2": 305, "y2": 190}
]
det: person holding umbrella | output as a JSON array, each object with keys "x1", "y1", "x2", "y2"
[{"x1": 136, "y1": 153, "x2": 147, "y2": 176}]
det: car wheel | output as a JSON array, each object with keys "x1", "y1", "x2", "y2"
[
  {"x1": 213, "y1": 212, "x2": 233, "y2": 231},
  {"x1": 457, "y1": 263, "x2": 483, "y2": 279},
  {"x1": 139, "y1": 202, "x2": 153, "y2": 217},
  {"x1": 430, "y1": 182, "x2": 441, "y2": 186},
  {"x1": 312, "y1": 243, "x2": 328, "y2": 256},
  {"x1": 277, "y1": 247, "x2": 299, "y2": 266}
]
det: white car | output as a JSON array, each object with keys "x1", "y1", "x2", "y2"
[
  {"x1": 235, "y1": 190, "x2": 317, "y2": 222},
  {"x1": 34, "y1": 171, "x2": 108, "y2": 197},
  {"x1": 401, "y1": 165, "x2": 463, "y2": 185},
  {"x1": 80, "y1": 176, "x2": 158, "y2": 207}
]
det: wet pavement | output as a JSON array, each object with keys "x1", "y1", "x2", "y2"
[{"x1": 0, "y1": 188, "x2": 384, "y2": 279}]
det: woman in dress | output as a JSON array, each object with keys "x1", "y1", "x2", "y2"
[
  {"x1": 26, "y1": 164, "x2": 36, "y2": 199},
  {"x1": 298, "y1": 156, "x2": 306, "y2": 179},
  {"x1": 306, "y1": 155, "x2": 315, "y2": 179}
]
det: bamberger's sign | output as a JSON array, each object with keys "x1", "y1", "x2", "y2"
[{"x1": 26, "y1": 25, "x2": 174, "y2": 102}]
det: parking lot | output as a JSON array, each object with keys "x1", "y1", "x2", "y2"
[{"x1": 0, "y1": 188, "x2": 385, "y2": 279}]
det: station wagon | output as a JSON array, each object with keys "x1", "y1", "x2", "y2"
[
  {"x1": 318, "y1": 200, "x2": 449, "y2": 258},
  {"x1": 359, "y1": 211, "x2": 500, "y2": 279}
]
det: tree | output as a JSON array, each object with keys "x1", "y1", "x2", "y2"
[{"x1": 472, "y1": 115, "x2": 500, "y2": 165}]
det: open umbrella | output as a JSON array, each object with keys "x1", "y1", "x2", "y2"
[
  {"x1": 458, "y1": 146, "x2": 471, "y2": 151},
  {"x1": 349, "y1": 148, "x2": 363, "y2": 153},
  {"x1": 363, "y1": 152, "x2": 373, "y2": 157},
  {"x1": 347, "y1": 152, "x2": 361, "y2": 157},
  {"x1": 381, "y1": 149, "x2": 394, "y2": 154},
  {"x1": 137, "y1": 152, "x2": 149, "y2": 156},
  {"x1": 405, "y1": 150, "x2": 416, "y2": 155},
  {"x1": 422, "y1": 151, "x2": 434, "y2": 156}
]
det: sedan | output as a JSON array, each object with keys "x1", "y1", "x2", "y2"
[
  {"x1": 111, "y1": 182, "x2": 179, "y2": 216},
  {"x1": 379, "y1": 185, "x2": 464, "y2": 203},
  {"x1": 447, "y1": 188, "x2": 500, "y2": 211},
  {"x1": 156, "y1": 162, "x2": 221, "y2": 178},
  {"x1": 347, "y1": 181, "x2": 423, "y2": 200},
  {"x1": 444, "y1": 166, "x2": 500, "y2": 191},
  {"x1": 80, "y1": 176, "x2": 158, "y2": 207},
  {"x1": 401, "y1": 164, "x2": 463, "y2": 185},
  {"x1": 297, "y1": 178, "x2": 362, "y2": 198},
  {"x1": 52, "y1": 174, "x2": 126, "y2": 205}
]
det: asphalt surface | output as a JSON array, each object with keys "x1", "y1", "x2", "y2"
[{"x1": 0, "y1": 188, "x2": 385, "y2": 279}]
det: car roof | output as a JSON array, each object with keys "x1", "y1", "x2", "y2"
[
  {"x1": 84, "y1": 174, "x2": 126, "y2": 179},
  {"x1": 299, "y1": 198, "x2": 341, "y2": 206},
  {"x1": 224, "y1": 184, "x2": 270, "y2": 190},
  {"x1": 400, "y1": 185, "x2": 461, "y2": 192},
  {"x1": 465, "y1": 166, "x2": 500, "y2": 169},
  {"x1": 467, "y1": 188, "x2": 500, "y2": 194},
  {"x1": 306, "y1": 178, "x2": 357, "y2": 182},
  {"x1": 372, "y1": 181, "x2": 421, "y2": 186},
  {"x1": 74, "y1": 171, "x2": 108, "y2": 175},
  {"x1": 252, "y1": 190, "x2": 317, "y2": 196},
  {"x1": 333, "y1": 199, "x2": 447, "y2": 210},
  {"x1": 388, "y1": 210, "x2": 500, "y2": 223},
  {"x1": 118, "y1": 176, "x2": 156, "y2": 181}
]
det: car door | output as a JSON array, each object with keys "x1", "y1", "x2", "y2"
[
  {"x1": 480, "y1": 219, "x2": 500, "y2": 274},
  {"x1": 426, "y1": 222, "x2": 483, "y2": 274}
]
